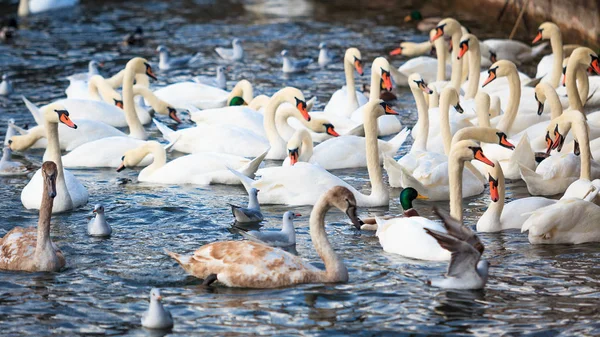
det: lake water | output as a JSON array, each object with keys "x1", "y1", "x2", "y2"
[{"x1": 1, "y1": 0, "x2": 599, "y2": 336}]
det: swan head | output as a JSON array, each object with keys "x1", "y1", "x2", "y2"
[
  {"x1": 321, "y1": 186, "x2": 363, "y2": 230},
  {"x1": 452, "y1": 140, "x2": 495, "y2": 167},
  {"x1": 227, "y1": 79, "x2": 253, "y2": 106},
  {"x1": 457, "y1": 33, "x2": 478, "y2": 60},
  {"x1": 486, "y1": 159, "x2": 502, "y2": 202},
  {"x1": 371, "y1": 57, "x2": 393, "y2": 91},
  {"x1": 344, "y1": 48, "x2": 363, "y2": 76},
  {"x1": 93, "y1": 204, "x2": 105, "y2": 215},
  {"x1": 42, "y1": 103, "x2": 78, "y2": 129},
  {"x1": 408, "y1": 73, "x2": 433, "y2": 94},
  {"x1": 42, "y1": 161, "x2": 58, "y2": 199},
  {"x1": 533, "y1": 22, "x2": 559, "y2": 44},
  {"x1": 150, "y1": 288, "x2": 163, "y2": 302},
  {"x1": 440, "y1": 86, "x2": 463, "y2": 113},
  {"x1": 482, "y1": 60, "x2": 516, "y2": 87},
  {"x1": 534, "y1": 82, "x2": 556, "y2": 115},
  {"x1": 117, "y1": 141, "x2": 156, "y2": 172},
  {"x1": 272, "y1": 87, "x2": 310, "y2": 121},
  {"x1": 568, "y1": 47, "x2": 600, "y2": 76},
  {"x1": 127, "y1": 57, "x2": 157, "y2": 80},
  {"x1": 430, "y1": 18, "x2": 460, "y2": 42},
  {"x1": 545, "y1": 119, "x2": 571, "y2": 153}
]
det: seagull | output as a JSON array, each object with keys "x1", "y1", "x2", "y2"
[
  {"x1": 215, "y1": 38, "x2": 243, "y2": 62},
  {"x1": 156, "y1": 45, "x2": 201, "y2": 70},
  {"x1": 88, "y1": 204, "x2": 112, "y2": 237},
  {"x1": 424, "y1": 207, "x2": 489, "y2": 290},
  {"x1": 0, "y1": 74, "x2": 13, "y2": 96},
  {"x1": 281, "y1": 50, "x2": 312, "y2": 73},
  {"x1": 141, "y1": 288, "x2": 174, "y2": 330},
  {"x1": 317, "y1": 42, "x2": 334, "y2": 68},
  {"x1": 229, "y1": 188, "x2": 263, "y2": 223},
  {"x1": 239, "y1": 211, "x2": 301, "y2": 247},
  {"x1": 193, "y1": 66, "x2": 227, "y2": 90}
]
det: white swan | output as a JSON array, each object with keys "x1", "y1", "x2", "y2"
[
  {"x1": 376, "y1": 140, "x2": 491, "y2": 260},
  {"x1": 13, "y1": 103, "x2": 88, "y2": 213},
  {"x1": 215, "y1": 39, "x2": 243, "y2": 62},
  {"x1": 155, "y1": 87, "x2": 310, "y2": 160},
  {"x1": 533, "y1": 22, "x2": 564, "y2": 88},
  {"x1": 152, "y1": 78, "x2": 253, "y2": 110},
  {"x1": 230, "y1": 100, "x2": 393, "y2": 207},
  {"x1": 476, "y1": 159, "x2": 556, "y2": 232},
  {"x1": 520, "y1": 110, "x2": 600, "y2": 196},
  {"x1": 60, "y1": 58, "x2": 163, "y2": 168},
  {"x1": 18, "y1": 0, "x2": 78, "y2": 16},
  {"x1": 0, "y1": 161, "x2": 65, "y2": 272},
  {"x1": 562, "y1": 47, "x2": 600, "y2": 112},
  {"x1": 322, "y1": 47, "x2": 367, "y2": 118},
  {"x1": 482, "y1": 39, "x2": 547, "y2": 65},
  {"x1": 165, "y1": 186, "x2": 362, "y2": 288},
  {"x1": 349, "y1": 57, "x2": 402, "y2": 136},
  {"x1": 117, "y1": 140, "x2": 267, "y2": 186}
]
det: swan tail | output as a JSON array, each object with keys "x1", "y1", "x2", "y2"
[
  {"x1": 153, "y1": 118, "x2": 176, "y2": 141},
  {"x1": 164, "y1": 249, "x2": 190, "y2": 267},
  {"x1": 8, "y1": 120, "x2": 29, "y2": 135},
  {"x1": 530, "y1": 42, "x2": 549, "y2": 58},
  {"x1": 523, "y1": 76, "x2": 543, "y2": 88},
  {"x1": 227, "y1": 167, "x2": 253, "y2": 192},
  {"x1": 22, "y1": 96, "x2": 43, "y2": 126},
  {"x1": 238, "y1": 148, "x2": 269, "y2": 179},
  {"x1": 306, "y1": 96, "x2": 317, "y2": 112},
  {"x1": 387, "y1": 127, "x2": 410, "y2": 153},
  {"x1": 346, "y1": 124, "x2": 365, "y2": 136},
  {"x1": 383, "y1": 155, "x2": 404, "y2": 188},
  {"x1": 509, "y1": 135, "x2": 536, "y2": 173},
  {"x1": 519, "y1": 164, "x2": 547, "y2": 196},
  {"x1": 398, "y1": 165, "x2": 428, "y2": 195}
]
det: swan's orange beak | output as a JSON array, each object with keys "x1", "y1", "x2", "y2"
[
  {"x1": 489, "y1": 174, "x2": 499, "y2": 202},
  {"x1": 482, "y1": 70, "x2": 497, "y2": 87},
  {"x1": 380, "y1": 102, "x2": 399, "y2": 115},
  {"x1": 354, "y1": 59, "x2": 364, "y2": 75},
  {"x1": 168, "y1": 108, "x2": 182, "y2": 124},
  {"x1": 561, "y1": 73, "x2": 566, "y2": 87},
  {"x1": 498, "y1": 133, "x2": 515, "y2": 150},
  {"x1": 431, "y1": 26, "x2": 444, "y2": 42},
  {"x1": 390, "y1": 47, "x2": 402, "y2": 56},
  {"x1": 552, "y1": 126, "x2": 564, "y2": 151},
  {"x1": 472, "y1": 147, "x2": 494, "y2": 167},
  {"x1": 56, "y1": 110, "x2": 77, "y2": 129},
  {"x1": 116, "y1": 160, "x2": 126, "y2": 172},
  {"x1": 295, "y1": 98, "x2": 310, "y2": 121},
  {"x1": 326, "y1": 125, "x2": 340, "y2": 137},
  {"x1": 545, "y1": 131, "x2": 553, "y2": 155},
  {"x1": 381, "y1": 70, "x2": 393, "y2": 91},
  {"x1": 532, "y1": 31, "x2": 543, "y2": 44},
  {"x1": 590, "y1": 56, "x2": 600, "y2": 75},
  {"x1": 288, "y1": 148, "x2": 299, "y2": 165},
  {"x1": 457, "y1": 42, "x2": 468, "y2": 59},
  {"x1": 114, "y1": 99, "x2": 124, "y2": 109}
]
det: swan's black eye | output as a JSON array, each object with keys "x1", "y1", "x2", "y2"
[{"x1": 121, "y1": 156, "x2": 124, "y2": 161}]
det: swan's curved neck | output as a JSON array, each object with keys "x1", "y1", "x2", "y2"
[
  {"x1": 568, "y1": 112, "x2": 591, "y2": 179},
  {"x1": 543, "y1": 85, "x2": 564, "y2": 119},
  {"x1": 448, "y1": 151, "x2": 465, "y2": 221},
  {"x1": 464, "y1": 43, "x2": 481, "y2": 99},
  {"x1": 450, "y1": 32, "x2": 464, "y2": 90},
  {"x1": 452, "y1": 127, "x2": 498, "y2": 146},
  {"x1": 361, "y1": 108, "x2": 388, "y2": 203},
  {"x1": 484, "y1": 166, "x2": 505, "y2": 229},
  {"x1": 123, "y1": 65, "x2": 146, "y2": 140},
  {"x1": 45, "y1": 117, "x2": 72, "y2": 207},
  {"x1": 412, "y1": 87, "x2": 429, "y2": 152},
  {"x1": 35, "y1": 178, "x2": 55, "y2": 261},
  {"x1": 439, "y1": 93, "x2": 454, "y2": 155},
  {"x1": 575, "y1": 66, "x2": 589, "y2": 107},
  {"x1": 299, "y1": 131, "x2": 314, "y2": 162},
  {"x1": 434, "y1": 38, "x2": 447, "y2": 82},
  {"x1": 548, "y1": 32, "x2": 564, "y2": 88},
  {"x1": 369, "y1": 69, "x2": 381, "y2": 102},
  {"x1": 566, "y1": 60, "x2": 585, "y2": 111},
  {"x1": 18, "y1": 0, "x2": 29, "y2": 16},
  {"x1": 89, "y1": 76, "x2": 121, "y2": 103},
  {"x1": 344, "y1": 59, "x2": 359, "y2": 110},
  {"x1": 475, "y1": 93, "x2": 491, "y2": 127},
  {"x1": 309, "y1": 202, "x2": 347, "y2": 282},
  {"x1": 133, "y1": 86, "x2": 164, "y2": 112},
  {"x1": 497, "y1": 71, "x2": 520, "y2": 133},
  {"x1": 139, "y1": 142, "x2": 167, "y2": 179},
  {"x1": 264, "y1": 94, "x2": 289, "y2": 151}
]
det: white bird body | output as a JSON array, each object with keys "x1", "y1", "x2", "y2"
[
  {"x1": 88, "y1": 204, "x2": 112, "y2": 237},
  {"x1": 141, "y1": 289, "x2": 173, "y2": 330}
]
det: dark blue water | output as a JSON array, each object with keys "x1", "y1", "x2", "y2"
[{"x1": 1, "y1": 0, "x2": 599, "y2": 335}]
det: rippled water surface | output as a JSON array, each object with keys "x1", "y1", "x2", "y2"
[{"x1": 1, "y1": 0, "x2": 599, "y2": 336}]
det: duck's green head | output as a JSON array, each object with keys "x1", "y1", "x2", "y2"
[
  {"x1": 229, "y1": 96, "x2": 246, "y2": 106},
  {"x1": 405, "y1": 10, "x2": 423, "y2": 22},
  {"x1": 399, "y1": 187, "x2": 427, "y2": 210}
]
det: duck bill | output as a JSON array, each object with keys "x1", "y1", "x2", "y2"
[
  {"x1": 532, "y1": 31, "x2": 543, "y2": 44},
  {"x1": 489, "y1": 176, "x2": 499, "y2": 202},
  {"x1": 416, "y1": 194, "x2": 428, "y2": 200},
  {"x1": 389, "y1": 48, "x2": 402, "y2": 56},
  {"x1": 116, "y1": 163, "x2": 126, "y2": 172},
  {"x1": 457, "y1": 44, "x2": 468, "y2": 59},
  {"x1": 474, "y1": 149, "x2": 494, "y2": 167},
  {"x1": 345, "y1": 206, "x2": 364, "y2": 230},
  {"x1": 327, "y1": 126, "x2": 340, "y2": 137},
  {"x1": 482, "y1": 72, "x2": 496, "y2": 87},
  {"x1": 354, "y1": 60, "x2": 364, "y2": 75}
]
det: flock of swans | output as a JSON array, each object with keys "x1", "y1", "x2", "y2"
[{"x1": 1, "y1": 6, "x2": 600, "y2": 329}]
